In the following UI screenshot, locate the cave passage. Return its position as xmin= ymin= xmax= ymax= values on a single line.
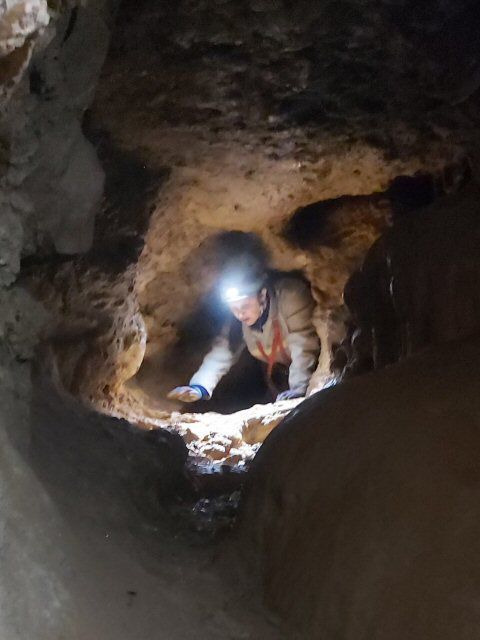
xmin=33 ymin=162 xmax=474 ymax=476
xmin=3 ymin=1 xmax=480 ymax=639
xmin=114 ymin=228 xmax=317 ymax=473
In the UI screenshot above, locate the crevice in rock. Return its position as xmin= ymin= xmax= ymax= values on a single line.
xmin=61 ymin=7 xmax=78 ymax=45
xmin=283 ymin=192 xmax=390 ymax=251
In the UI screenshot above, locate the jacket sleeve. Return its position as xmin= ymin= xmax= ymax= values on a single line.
xmin=189 ymin=325 xmax=243 ymax=398
xmin=280 ymin=279 xmax=320 ymax=393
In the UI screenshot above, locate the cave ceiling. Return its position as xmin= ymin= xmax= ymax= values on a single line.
xmin=92 ymin=0 xmax=480 ymax=162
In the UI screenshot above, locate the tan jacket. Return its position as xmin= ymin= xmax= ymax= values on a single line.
xmin=190 ymin=275 xmax=320 ymax=397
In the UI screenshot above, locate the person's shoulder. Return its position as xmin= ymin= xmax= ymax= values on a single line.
xmin=271 ymin=273 xmax=312 ymax=308
xmin=271 ymin=272 xmax=309 ymax=293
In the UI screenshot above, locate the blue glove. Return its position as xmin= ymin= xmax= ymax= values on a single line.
xmin=167 ymin=385 xmax=204 ymax=402
xmin=276 ymin=388 xmax=305 ymax=401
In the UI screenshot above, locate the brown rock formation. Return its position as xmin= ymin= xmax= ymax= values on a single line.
xmin=242 ymin=339 xmax=480 ymax=639
xmin=2 ymin=1 xmax=480 ymax=637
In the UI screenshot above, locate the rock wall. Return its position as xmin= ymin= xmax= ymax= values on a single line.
xmin=0 ymin=5 xmax=286 ymax=638
xmin=1 ymin=0 xmax=116 ymax=400
xmin=0 ymin=3 xmax=123 ymax=637
xmin=242 ymin=339 xmax=480 ymax=640
xmin=1 ymin=1 xmax=112 ymax=259
xmin=340 ymin=184 xmax=480 ymax=374
xmin=13 ymin=0 xmax=477 ymax=424
xmin=2 ymin=1 xmax=480 ymax=637
xmin=25 ymin=137 xmax=166 ymax=408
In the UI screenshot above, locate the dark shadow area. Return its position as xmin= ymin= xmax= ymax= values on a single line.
xmin=283 ymin=199 xmax=338 ymax=250
xmin=190 ymin=350 xmax=268 ymax=414
xmin=285 ymin=160 xmax=472 ymax=255
xmin=84 ymin=118 xmax=171 ymax=270
xmin=0 ymin=361 xmax=279 ymax=639
xmin=387 ymin=162 xmax=472 ymax=218
xmin=26 ymin=359 xmax=192 ymax=531
xmin=283 ymin=193 xmax=386 ymax=250
xmin=386 ymin=173 xmax=435 ymax=215
xmin=21 ymin=128 xmax=168 ymax=275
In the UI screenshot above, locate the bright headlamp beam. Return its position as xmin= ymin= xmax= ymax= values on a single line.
xmin=223 ymin=286 xmax=248 ymax=303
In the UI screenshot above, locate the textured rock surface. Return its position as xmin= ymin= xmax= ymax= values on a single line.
xmin=21 ymin=3 xmax=110 ymax=254
xmin=24 ymin=0 xmax=477 ymax=462
xmin=242 ymin=339 xmax=480 ymax=639
xmin=30 ymin=259 xmax=147 ymax=403
xmin=76 ymin=0 xmax=473 ymax=412
xmin=0 ymin=0 xmax=49 ymax=102
xmin=1 ymin=0 xmax=116 ymax=419
xmin=341 ymin=184 xmax=480 ymax=374
xmin=0 ymin=6 xmax=284 ymax=637
xmin=125 ymin=397 xmax=303 ymax=466
xmin=0 ymin=1 xmax=49 ymax=57
xmin=1 ymin=2 xmax=112 ymax=260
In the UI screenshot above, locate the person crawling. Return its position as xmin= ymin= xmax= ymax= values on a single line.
xmin=168 ymin=259 xmax=320 ymax=404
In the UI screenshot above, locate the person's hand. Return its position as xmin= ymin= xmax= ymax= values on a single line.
xmin=276 ymin=388 xmax=305 ymax=401
xmin=167 ymin=386 xmax=203 ymax=402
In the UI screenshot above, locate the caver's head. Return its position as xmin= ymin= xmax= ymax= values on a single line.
xmin=220 ymin=261 xmax=267 ymax=326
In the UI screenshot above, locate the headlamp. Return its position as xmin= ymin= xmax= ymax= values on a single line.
xmin=223 ymin=286 xmax=249 ymax=303
xmin=220 ymin=263 xmax=266 ymax=304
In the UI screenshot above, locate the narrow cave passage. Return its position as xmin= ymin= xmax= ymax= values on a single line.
xmin=123 ymin=229 xmax=314 ymax=472
xmin=3 ymin=1 xmax=480 ymax=639
xmin=31 ymin=158 xmax=474 ymax=500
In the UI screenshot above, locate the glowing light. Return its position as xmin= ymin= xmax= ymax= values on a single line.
xmin=223 ymin=286 xmax=248 ymax=303
xmin=226 ymin=287 xmax=239 ymax=299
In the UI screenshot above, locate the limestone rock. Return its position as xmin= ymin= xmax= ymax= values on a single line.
xmin=0 ymin=1 xmax=49 ymax=58
xmin=118 ymin=398 xmax=303 ymax=466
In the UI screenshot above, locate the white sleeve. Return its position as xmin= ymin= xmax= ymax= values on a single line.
xmin=189 ymin=327 xmax=243 ymax=397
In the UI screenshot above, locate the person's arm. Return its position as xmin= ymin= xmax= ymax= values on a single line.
xmin=280 ymin=279 xmax=320 ymax=397
xmin=188 ymin=329 xmax=241 ymax=398
xmin=169 ymin=323 xmax=244 ymax=403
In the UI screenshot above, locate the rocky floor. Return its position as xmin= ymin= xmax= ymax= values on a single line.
xmin=126 ymin=398 xmax=302 ymax=465
xmin=93 ymin=393 xmax=305 ymax=539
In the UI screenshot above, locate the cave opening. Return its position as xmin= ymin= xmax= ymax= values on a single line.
xmin=122 ymin=228 xmax=317 ymax=471
xmin=136 ymin=229 xmax=272 ymax=414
